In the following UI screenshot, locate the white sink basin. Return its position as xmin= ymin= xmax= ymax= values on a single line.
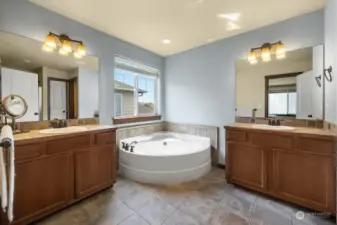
xmin=252 ymin=124 xmax=295 ymax=131
xmin=40 ymin=126 xmax=88 ymax=134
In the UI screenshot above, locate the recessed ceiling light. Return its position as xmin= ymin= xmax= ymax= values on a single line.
xmin=217 ymin=13 xmax=241 ymax=21
xmin=162 ymin=39 xmax=171 ymax=44
xmin=227 ymin=21 xmax=241 ymax=31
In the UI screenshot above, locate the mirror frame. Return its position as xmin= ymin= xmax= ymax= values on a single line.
xmin=2 ymin=94 xmax=28 ymax=118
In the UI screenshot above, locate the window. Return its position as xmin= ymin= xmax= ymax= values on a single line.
xmin=269 ymin=92 xmax=297 ymax=116
xmin=114 ymin=56 xmax=159 ymax=119
xmin=114 ymin=93 xmax=122 ymax=117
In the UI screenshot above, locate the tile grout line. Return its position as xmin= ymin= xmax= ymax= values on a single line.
xmin=116 ymin=201 xmax=139 ymax=225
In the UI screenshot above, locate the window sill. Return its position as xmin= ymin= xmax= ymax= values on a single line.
xmin=113 ymin=115 xmax=162 ymax=125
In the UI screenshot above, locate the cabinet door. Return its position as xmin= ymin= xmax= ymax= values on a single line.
xmin=75 ymin=145 xmax=114 ymax=199
xmin=14 ymin=154 xmax=73 ymax=224
xmin=226 ymin=142 xmax=267 ymax=191
xmin=272 ymin=149 xmax=335 ymax=212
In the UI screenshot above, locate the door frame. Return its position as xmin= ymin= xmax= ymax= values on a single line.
xmin=48 ymin=77 xmax=69 ymax=120
xmin=68 ymin=77 xmax=78 ymax=119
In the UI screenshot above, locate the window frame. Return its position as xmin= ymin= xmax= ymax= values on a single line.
xmin=268 ymin=91 xmax=297 ymax=116
xmin=264 ymin=72 xmax=302 ymax=117
xmin=113 ymin=56 xmax=161 ymax=124
xmin=114 ymin=93 xmax=123 ymax=117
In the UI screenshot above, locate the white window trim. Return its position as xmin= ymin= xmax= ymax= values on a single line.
xmin=114 ymin=56 xmax=160 ymax=119
xmin=114 ymin=93 xmax=123 ymax=117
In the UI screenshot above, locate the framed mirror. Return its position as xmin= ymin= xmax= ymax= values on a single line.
xmin=236 ymin=45 xmax=324 ymax=121
xmin=0 ymin=30 xmax=99 ymax=122
xmin=2 ymin=94 xmax=28 ymax=118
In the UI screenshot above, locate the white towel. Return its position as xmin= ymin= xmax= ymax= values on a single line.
xmin=0 ymin=142 xmax=7 ymax=211
xmin=0 ymin=125 xmax=14 ymax=222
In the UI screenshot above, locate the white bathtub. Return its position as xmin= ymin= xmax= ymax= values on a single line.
xmin=119 ymin=132 xmax=211 ymax=185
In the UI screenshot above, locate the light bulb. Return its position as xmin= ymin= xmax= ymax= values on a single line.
xmin=261 ymin=47 xmax=271 ymax=62
xmin=276 ymin=42 xmax=286 ymax=59
xmin=44 ymin=34 xmax=56 ymax=49
xmin=250 ymin=59 xmax=258 ymax=65
xmin=61 ymin=40 xmax=72 ymax=53
xmin=42 ymin=44 xmax=54 ymax=52
xmin=59 ymin=48 xmax=69 ymax=56
xmin=248 ymin=50 xmax=257 ymax=63
xmin=76 ymin=43 xmax=86 ymax=56
xmin=74 ymin=51 xmax=83 ymax=59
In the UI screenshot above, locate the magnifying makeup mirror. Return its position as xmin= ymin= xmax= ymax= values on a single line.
xmin=2 ymin=94 xmax=28 ymax=118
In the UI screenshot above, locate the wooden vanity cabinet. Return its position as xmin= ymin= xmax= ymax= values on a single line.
xmin=225 ymin=127 xmax=335 ymax=213
xmin=3 ymin=128 xmax=116 ymax=225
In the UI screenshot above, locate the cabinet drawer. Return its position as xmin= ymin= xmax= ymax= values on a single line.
xmin=94 ymin=131 xmax=115 ymax=146
xmin=297 ymin=137 xmax=334 ymax=156
xmin=227 ymin=130 xmax=246 ymax=142
xmin=16 ymin=142 xmax=45 ymax=161
xmin=46 ymin=135 xmax=90 ymax=154
xmin=248 ymin=132 xmax=293 ymax=149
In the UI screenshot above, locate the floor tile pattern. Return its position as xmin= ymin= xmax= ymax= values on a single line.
xmin=36 ymin=168 xmax=335 ymax=225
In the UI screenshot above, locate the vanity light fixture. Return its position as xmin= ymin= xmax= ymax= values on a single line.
xmin=42 ymin=32 xmax=86 ymax=59
xmin=248 ymin=41 xmax=286 ymax=64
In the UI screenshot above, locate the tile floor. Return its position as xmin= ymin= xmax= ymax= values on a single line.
xmin=36 ymin=168 xmax=335 ymax=225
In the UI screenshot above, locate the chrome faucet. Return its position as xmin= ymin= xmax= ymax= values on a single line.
xmin=49 ymin=119 xmax=68 ymax=128
xmin=121 ymin=141 xmax=137 ymax=152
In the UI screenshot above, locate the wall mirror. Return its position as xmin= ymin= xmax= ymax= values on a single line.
xmin=236 ymin=45 xmax=324 ymax=120
xmin=0 ymin=30 xmax=99 ymax=122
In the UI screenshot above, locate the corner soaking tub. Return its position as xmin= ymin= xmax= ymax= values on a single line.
xmin=119 ymin=132 xmax=211 ymax=185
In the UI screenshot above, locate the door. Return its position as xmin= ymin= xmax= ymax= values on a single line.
xmin=74 ymin=145 xmax=114 ymax=199
xmin=13 ymin=153 xmax=73 ymax=224
xmin=271 ymin=149 xmax=334 ymax=212
xmin=296 ymin=71 xmax=313 ymax=119
xmin=312 ymin=45 xmax=324 ymax=119
xmin=226 ymin=142 xmax=267 ymax=191
xmin=1 ymin=67 xmax=39 ymax=122
xmin=49 ymin=80 xmax=67 ymax=120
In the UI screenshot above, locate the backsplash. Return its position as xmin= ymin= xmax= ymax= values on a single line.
xmin=236 ymin=117 xmax=324 ymax=128
xmin=323 ymin=121 xmax=337 ymax=135
xmin=16 ymin=118 xmax=99 ymax=131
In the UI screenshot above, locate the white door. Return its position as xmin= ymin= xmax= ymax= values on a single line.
xmin=50 ymin=80 xmax=67 ymax=120
xmin=296 ymin=71 xmax=313 ymax=119
xmin=1 ymin=67 xmax=39 ymax=122
xmin=312 ymin=45 xmax=324 ymax=119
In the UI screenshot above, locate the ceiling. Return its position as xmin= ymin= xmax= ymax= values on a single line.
xmin=0 ymin=31 xmax=99 ymax=72
xmin=29 ymin=0 xmax=324 ymax=56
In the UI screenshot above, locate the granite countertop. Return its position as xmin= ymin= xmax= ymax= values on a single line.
xmin=14 ymin=125 xmax=117 ymax=142
xmin=225 ymin=123 xmax=336 ymax=138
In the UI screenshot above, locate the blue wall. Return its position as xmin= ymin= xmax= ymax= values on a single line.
xmin=0 ymin=0 xmax=165 ymax=124
xmin=164 ymin=10 xmax=324 ymax=164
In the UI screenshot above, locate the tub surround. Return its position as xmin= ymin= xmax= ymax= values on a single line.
xmin=119 ymin=132 xmax=211 ymax=184
xmin=1 ymin=126 xmax=116 ymax=225
xmin=116 ymin=122 xmax=219 ymax=166
xmin=224 ymin=123 xmax=335 ymax=213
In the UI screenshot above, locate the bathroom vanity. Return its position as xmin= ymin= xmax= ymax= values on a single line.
xmin=1 ymin=125 xmax=116 ymax=225
xmin=225 ymin=123 xmax=335 ymax=214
